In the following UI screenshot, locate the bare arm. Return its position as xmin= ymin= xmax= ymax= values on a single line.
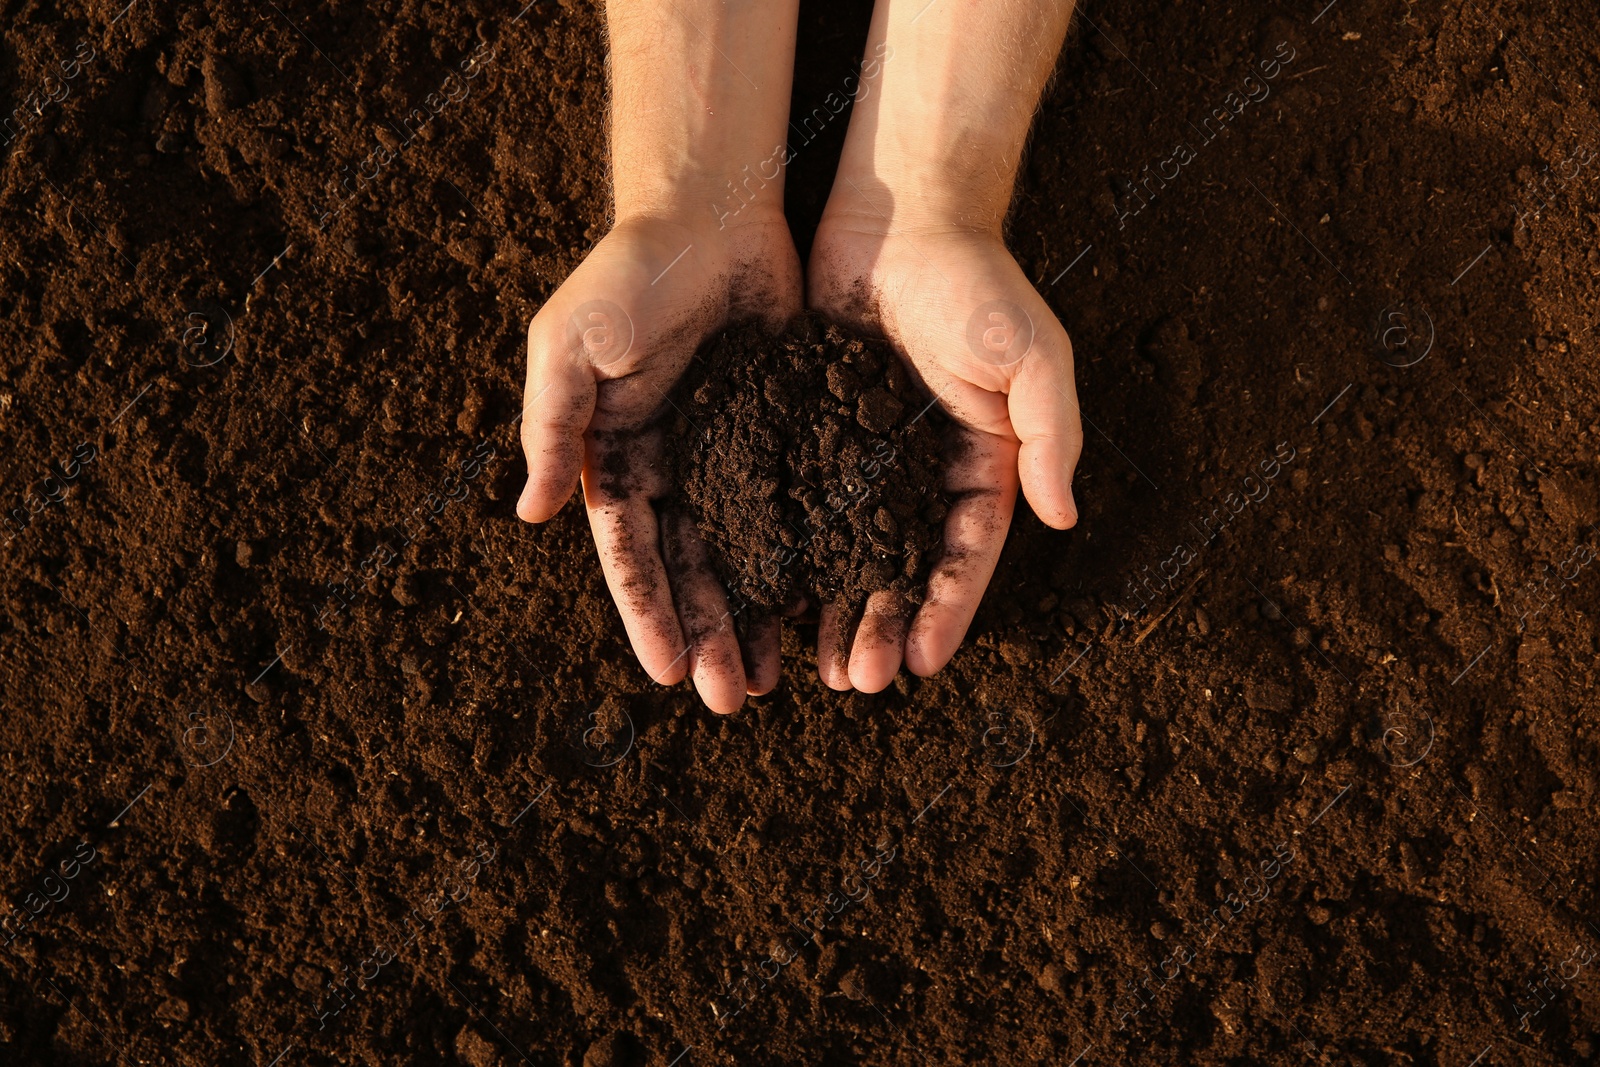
xmin=606 ymin=0 xmax=801 ymax=224
xmin=827 ymin=0 xmax=1076 ymax=236
xmin=808 ymin=0 xmax=1082 ymax=691
xmin=518 ymin=0 xmax=803 ymax=713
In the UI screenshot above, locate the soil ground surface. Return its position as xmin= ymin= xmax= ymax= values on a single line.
xmin=2 ymin=1 xmax=1598 ymax=1065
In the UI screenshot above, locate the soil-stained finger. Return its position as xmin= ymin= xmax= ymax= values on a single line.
xmin=661 ymin=510 xmax=749 ymax=713
xmin=740 ymin=612 xmax=782 ymax=696
xmin=816 ymin=602 xmax=854 ymax=691
xmin=848 ymin=589 xmax=907 ymax=692
xmin=519 ymin=317 xmax=597 ymax=522
xmin=906 ymin=430 xmax=1018 ymax=676
xmin=581 ymin=455 xmax=688 ymax=686
xmin=1008 ymin=326 xmax=1083 ymax=529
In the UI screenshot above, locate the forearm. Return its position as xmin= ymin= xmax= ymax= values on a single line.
xmin=830 ymin=0 xmax=1075 ymax=234
xmin=607 ymin=0 xmax=800 ymax=224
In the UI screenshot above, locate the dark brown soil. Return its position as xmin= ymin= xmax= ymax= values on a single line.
xmin=666 ymin=313 xmax=945 ymax=617
xmin=2 ymin=1 xmax=1599 ymax=1066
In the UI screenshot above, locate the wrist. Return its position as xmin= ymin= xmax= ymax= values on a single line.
xmin=612 ymin=197 xmax=789 ymax=242
xmin=820 ymin=0 xmax=1072 ymax=238
xmin=823 ymin=153 xmax=1014 ymax=239
xmin=615 ymin=151 xmax=792 ymax=239
xmin=607 ymin=202 xmax=793 ymax=280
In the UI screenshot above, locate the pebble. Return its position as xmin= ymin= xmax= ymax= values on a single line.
xmin=202 ymin=54 xmax=250 ymax=114
xmin=855 ymin=387 xmax=903 ymax=433
xmin=837 ymin=968 xmax=868 ymax=1001
xmin=999 ymin=633 xmax=1038 ymax=665
xmin=454 ymin=1026 xmax=498 ymax=1067
xmin=454 ymin=393 xmax=484 ymax=436
xmin=582 ymin=1034 xmax=626 ymax=1067
xmin=392 ymin=574 xmax=421 ymax=607
xmin=825 ymin=362 xmax=861 ymax=401
xmin=155 ymin=996 xmax=190 ymax=1023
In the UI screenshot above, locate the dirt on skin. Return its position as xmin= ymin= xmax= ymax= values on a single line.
xmin=665 ymin=313 xmax=945 ymax=618
xmin=1 ymin=0 xmax=1599 ymax=1066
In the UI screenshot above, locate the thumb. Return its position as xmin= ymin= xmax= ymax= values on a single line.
xmin=1007 ymin=326 xmax=1083 ymax=529
xmin=517 ymin=311 xmax=600 ymax=523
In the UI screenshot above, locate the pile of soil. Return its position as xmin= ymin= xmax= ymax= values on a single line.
xmin=666 ymin=314 xmax=945 ymax=616
xmin=1 ymin=0 xmax=1597 ymax=1065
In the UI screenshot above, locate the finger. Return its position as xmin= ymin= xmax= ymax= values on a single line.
xmin=519 ymin=316 xmax=596 ymax=523
xmin=906 ymin=431 xmax=1019 ymax=676
xmin=581 ymin=452 xmax=689 ymax=687
xmin=661 ymin=511 xmax=749 ymax=713
xmin=1009 ymin=325 xmax=1082 ymax=529
xmin=741 ymin=612 xmax=782 ymax=697
xmin=816 ymin=602 xmax=853 ymax=691
xmin=848 ymin=589 xmax=907 ymax=693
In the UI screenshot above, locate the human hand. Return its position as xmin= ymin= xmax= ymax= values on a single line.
xmin=806 ymin=216 xmax=1083 ymax=692
xmin=517 ymin=212 xmax=802 ymax=712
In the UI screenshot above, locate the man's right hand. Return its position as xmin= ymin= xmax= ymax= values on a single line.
xmin=517 ymin=211 xmax=802 ymax=712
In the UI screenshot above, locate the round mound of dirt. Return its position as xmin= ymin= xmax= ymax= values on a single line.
xmin=665 ymin=313 xmax=946 ymax=616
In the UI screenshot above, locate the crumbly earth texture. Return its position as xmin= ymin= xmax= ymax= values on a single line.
xmin=1 ymin=1 xmax=1598 ymax=1066
xmin=666 ymin=314 xmax=945 ymax=617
